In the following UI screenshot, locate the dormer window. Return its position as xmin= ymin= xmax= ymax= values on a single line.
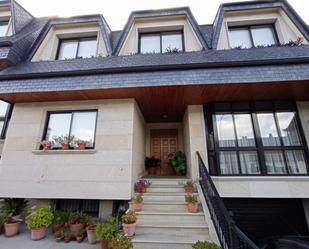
xmin=56 ymin=37 xmax=97 ymax=60
xmin=0 ymin=20 xmax=8 ymax=37
xmin=139 ymin=31 xmax=184 ymax=54
xmin=228 ymin=24 xmax=277 ymax=48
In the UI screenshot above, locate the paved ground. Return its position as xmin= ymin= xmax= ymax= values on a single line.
xmin=0 ymin=225 xmax=97 ymax=249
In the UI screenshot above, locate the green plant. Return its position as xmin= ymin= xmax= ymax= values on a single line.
xmin=145 ymin=156 xmax=160 ymax=169
xmin=185 ymin=180 xmax=194 ymax=187
xmin=109 ymin=235 xmax=133 ymax=249
xmin=54 ymin=228 xmax=64 ymax=238
xmin=68 ymin=211 xmax=87 ymax=224
xmin=74 ymin=139 xmax=89 ymax=145
xmin=26 ymin=205 xmax=54 ymax=229
xmin=52 ymin=210 xmax=69 ymax=225
xmin=2 ymin=198 xmax=28 ymax=216
xmin=121 ymin=211 xmax=137 ymax=224
xmin=168 ymin=151 xmax=187 ymax=174
xmin=53 ymin=135 xmax=75 ymax=145
xmin=133 ymin=194 xmax=143 ymax=204
xmin=76 ymin=228 xmax=85 ymax=237
xmin=192 ymin=241 xmax=221 ymax=249
xmin=95 ymin=222 xmax=117 ymax=241
xmin=185 ymin=195 xmax=198 ymax=205
xmin=0 ymin=207 xmax=9 ymax=224
xmin=106 ymin=215 xmax=122 ymax=234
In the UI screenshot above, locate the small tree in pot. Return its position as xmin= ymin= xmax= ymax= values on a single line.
xmin=26 ymin=205 xmax=54 ymax=241
xmin=2 ymin=198 xmax=28 ymax=220
xmin=145 ymin=156 xmax=160 ymax=175
xmin=185 ymin=195 xmax=199 ymax=213
xmin=168 ymin=151 xmax=187 ymax=175
xmin=110 ymin=235 xmax=133 ymax=249
xmin=95 ymin=222 xmax=117 ymax=249
xmin=86 ymin=219 xmax=97 ymax=244
xmin=121 ymin=211 xmax=137 ymax=237
xmin=68 ymin=211 xmax=87 ymax=237
xmin=132 ymin=194 xmax=143 ymax=212
xmin=52 ymin=210 xmax=68 ymax=233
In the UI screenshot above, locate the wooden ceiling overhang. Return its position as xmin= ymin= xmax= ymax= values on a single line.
xmin=1 ymin=80 xmax=309 ymax=122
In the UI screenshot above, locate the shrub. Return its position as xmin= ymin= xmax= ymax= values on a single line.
xmin=185 ymin=195 xmax=198 ymax=205
xmin=2 ymin=198 xmax=28 ymax=216
xmin=133 ymin=194 xmax=143 ymax=204
xmin=110 ymin=235 xmax=133 ymax=249
xmin=192 ymin=241 xmax=221 ymax=249
xmin=168 ymin=151 xmax=187 ymax=174
xmin=68 ymin=211 xmax=87 ymax=224
xmin=26 ymin=206 xmax=54 ymax=229
xmin=121 ymin=211 xmax=137 ymax=224
xmin=76 ymin=228 xmax=85 ymax=237
xmin=95 ymin=222 xmax=117 ymax=240
xmin=52 ymin=210 xmax=69 ymax=225
xmin=54 ymin=228 xmax=64 ymax=238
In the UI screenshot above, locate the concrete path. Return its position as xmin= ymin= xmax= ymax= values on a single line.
xmin=0 ymin=225 xmax=97 ymax=249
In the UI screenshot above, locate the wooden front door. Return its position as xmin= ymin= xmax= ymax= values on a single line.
xmin=150 ymin=129 xmax=178 ymax=176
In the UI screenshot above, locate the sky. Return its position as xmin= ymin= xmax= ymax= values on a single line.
xmin=16 ymin=0 xmax=309 ymax=31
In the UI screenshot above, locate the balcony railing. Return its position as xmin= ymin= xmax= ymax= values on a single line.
xmin=197 ymin=152 xmax=260 ymax=249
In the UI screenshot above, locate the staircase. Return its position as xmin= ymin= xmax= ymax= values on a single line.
xmin=131 ymin=178 xmax=211 ymax=249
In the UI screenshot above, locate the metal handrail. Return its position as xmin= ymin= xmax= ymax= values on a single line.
xmin=197 ymin=151 xmax=260 ymax=249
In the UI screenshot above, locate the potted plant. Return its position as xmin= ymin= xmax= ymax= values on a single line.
xmin=135 ymin=179 xmax=151 ymax=194
xmin=26 ymin=205 xmax=54 ymax=241
xmin=95 ymin=222 xmax=117 ymax=249
xmin=145 ymin=156 xmax=160 ymax=175
xmin=121 ymin=211 xmax=137 ymax=237
xmin=53 ymin=135 xmax=74 ymax=150
xmin=68 ymin=211 xmax=87 ymax=237
xmin=185 ymin=195 xmax=199 ymax=213
xmin=192 ymin=241 xmax=221 ymax=249
xmin=86 ymin=219 xmax=97 ymax=244
xmin=0 ymin=207 xmax=7 ymax=234
xmin=39 ymin=140 xmax=54 ymax=150
xmin=168 ymin=151 xmax=187 ymax=175
xmin=2 ymin=198 xmax=28 ymax=220
xmin=52 ymin=210 xmax=68 ymax=233
xmin=3 ymin=216 xmax=22 ymax=237
xmin=76 ymin=228 xmax=85 ymax=243
xmin=110 ymin=235 xmax=133 ymax=249
xmin=132 ymin=194 xmax=143 ymax=212
xmin=74 ymin=139 xmax=89 ymax=150
xmin=54 ymin=228 xmax=64 ymax=242
xmin=184 ymin=180 xmax=195 ymax=193
xmin=64 ymin=229 xmax=72 ymax=243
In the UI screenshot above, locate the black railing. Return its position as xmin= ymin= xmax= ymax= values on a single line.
xmin=197 ymin=152 xmax=260 ymax=249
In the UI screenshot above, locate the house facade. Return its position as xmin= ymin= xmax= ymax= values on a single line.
xmin=0 ymin=0 xmax=309 ymax=247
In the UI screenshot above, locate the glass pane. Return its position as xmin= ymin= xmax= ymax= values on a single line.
xmin=46 ymin=113 xmax=72 ymax=147
xmin=219 ymin=151 xmax=239 ymax=174
xmin=276 ymin=112 xmax=301 ymax=146
xmin=228 ymin=28 xmax=252 ymax=48
xmin=264 ymin=151 xmax=287 ymax=174
xmin=140 ymin=34 xmax=160 ymax=53
xmin=251 ymin=26 xmax=276 ymax=47
xmin=239 ymin=151 xmax=260 ymax=174
xmin=0 ymin=121 xmax=4 ymax=135
xmin=58 ymin=40 xmax=78 ymax=60
xmin=0 ymin=101 xmax=8 ymax=117
xmin=77 ymin=39 xmax=97 ymax=58
xmin=162 ymin=33 xmax=183 ymax=53
xmin=234 ymin=114 xmax=256 ymax=147
xmin=257 ymin=113 xmax=281 ymax=146
xmin=285 ymin=150 xmax=307 ymax=174
xmin=0 ymin=23 xmax=8 ymax=37
xmin=215 ymin=114 xmax=236 ymax=147
xmin=71 ymin=112 xmax=97 ymax=147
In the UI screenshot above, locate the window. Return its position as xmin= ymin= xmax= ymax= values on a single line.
xmin=205 ymin=102 xmax=309 ymax=176
xmin=57 ymin=37 xmax=97 ymax=60
xmin=139 ymin=31 xmax=184 ymax=54
xmin=44 ymin=110 xmax=97 ymax=149
xmin=228 ymin=25 xmax=277 ymax=48
xmin=0 ymin=21 xmax=8 ymax=37
xmin=0 ymin=101 xmax=10 ymax=139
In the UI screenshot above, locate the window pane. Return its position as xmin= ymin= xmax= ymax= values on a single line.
xmin=257 ymin=113 xmax=281 ymax=146
xmin=228 ymin=28 xmax=252 ymax=48
xmin=251 ymin=26 xmax=276 ymax=47
xmin=215 ymin=114 xmax=236 ymax=147
xmin=58 ymin=40 xmax=78 ymax=60
xmin=219 ymin=151 xmax=239 ymax=174
xmin=264 ymin=151 xmax=287 ymax=174
xmin=0 ymin=120 xmax=4 ymax=135
xmin=0 ymin=23 xmax=8 ymax=37
xmin=140 ymin=34 xmax=160 ymax=53
xmin=46 ymin=113 xmax=72 ymax=146
xmin=239 ymin=151 xmax=260 ymax=174
xmin=234 ymin=114 xmax=256 ymax=147
xmin=162 ymin=33 xmax=183 ymax=53
xmin=285 ymin=150 xmax=307 ymax=174
xmin=77 ymin=39 xmax=97 ymax=58
xmin=71 ymin=112 xmax=96 ymax=147
xmin=0 ymin=101 xmax=8 ymax=117
xmin=276 ymin=112 xmax=301 ymax=146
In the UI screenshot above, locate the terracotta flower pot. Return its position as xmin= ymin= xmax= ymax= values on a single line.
xmin=78 ymin=143 xmax=86 ymax=150
xmin=77 ymin=236 xmax=84 ymax=243
xmin=52 ymin=224 xmax=62 ymax=233
xmin=4 ymin=222 xmax=21 ymax=237
xmin=188 ymin=203 xmax=199 ymax=213
xmin=70 ymin=223 xmax=84 ymax=237
xmin=61 ymin=144 xmax=69 ymax=150
xmin=43 ymin=144 xmax=52 ymax=150
xmin=122 ymin=223 xmax=136 ymax=237
xmin=148 ymin=167 xmax=157 ymax=175
xmin=86 ymin=228 xmax=96 ymax=244
xmin=185 ymin=186 xmax=194 ymax=193
xmin=31 ymin=227 xmax=48 ymax=241
xmin=133 ymin=202 xmax=143 ymax=212
xmin=101 ymin=239 xmax=110 ymax=249
xmin=64 ymin=236 xmax=71 ymax=243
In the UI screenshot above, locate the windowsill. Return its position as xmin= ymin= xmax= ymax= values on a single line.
xmin=32 ymin=149 xmax=96 ymax=155
xmin=211 ymin=175 xmax=309 ymax=181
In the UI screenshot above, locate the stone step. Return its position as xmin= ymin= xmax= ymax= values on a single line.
xmin=147 ymin=187 xmax=185 ymax=193
xmin=142 ymin=201 xmax=188 ymax=212
xmin=141 ymin=193 xmax=188 ymax=202
xmin=143 ymin=178 xmax=188 ymax=186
